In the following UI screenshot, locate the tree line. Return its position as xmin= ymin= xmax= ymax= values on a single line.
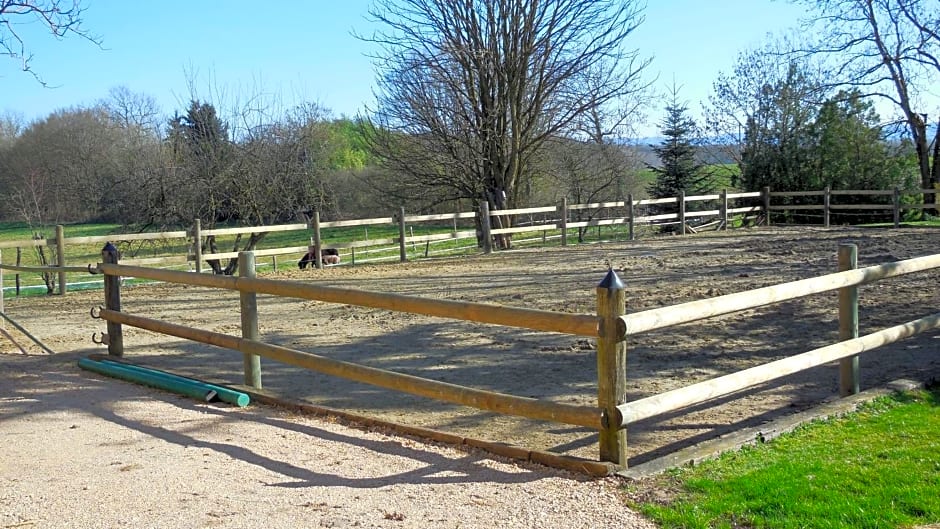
xmin=2 ymin=0 xmax=939 ymax=256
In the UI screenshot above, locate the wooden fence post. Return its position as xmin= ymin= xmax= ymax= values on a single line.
xmin=762 ymin=186 xmax=772 ymax=226
xmin=720 ymin=189 xmax=728 ymax=230
xmin=838 ymin=243 xmax=860 ymax=396
xmin=15 ymin=247 xmax=21 ymax=296
xmin=55 ymin=224 xmax=66 ymax=295
xmin=0 ymin=249 xmax=4 ymax=326
xmin=823 ymin=186 xmax=831 ymax=228
xmin=312 ymin=209 xmax=323 ymax=270
xmin=893 ymin=187 xmax=901 ymax=228
xmin=627 ymin=193 xmax=635 ymax=241
xmin=102 ymin=242 xmax=124 ymax=357
xmin=596 ymin=268 xmax=627 ymax=466
xmin=678 ymin=190 xmax=686 ymax=235
xmin=398 ymin=206 xmax=408 ymax=262
xmin=239 ymin=251 xmax=262 ymax=389
xmin=193 ymin=219 xmax=202 ymax=274
xmin=480 ymin=201 xmax=493 ymax=254
xmin=559 ymin=197 xmax=568 ymax=247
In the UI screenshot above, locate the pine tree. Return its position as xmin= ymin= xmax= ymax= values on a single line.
xmin=648 ymin=91 xmax=709 ymax=199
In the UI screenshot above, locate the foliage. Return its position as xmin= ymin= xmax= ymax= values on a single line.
xmin=709 ymin=45 xmax=917 ymax=202
xmin=648 ymin=89 xmax=711 ymax=199
xmin=636 ymin=387 xmax=940 ymax=529
xmin=793 ymin=0 xmax=940 ymax=191
xmin=737 ymin=61 xmax=820 ymax=192
xmin=807 ymin=90 xmax=917 ymax=192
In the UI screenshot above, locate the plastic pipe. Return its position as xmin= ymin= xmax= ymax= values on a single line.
xmin=78 ymin=358 xmax=217 ymax=402
xmin=97 ymin=358 xmax=250 ymax=407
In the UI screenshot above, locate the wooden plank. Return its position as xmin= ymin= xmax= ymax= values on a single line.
xmin=61 ymin=231 xmax=189 ymax=244
xmin=320 ymin=217 xmax=395 ymax=228
xmin=0 ymin=264 xmax=90 ymax=273
xmin=121 ymin=255 xmax=190 ymax=266
xmin=200 ymin=223 xmax=307 ymax=237
xmin=631 ymin=213 xmax=679 ymax=223
xmin=491 ymin=224 xmax=559 ymax=235
xmin=97 ymin=308 xmax=606 ymax=429
xmin=727 ymin=206 xmax=760 ymax=214
xmin=403 ymin=211 xmax=478 ymax=222
xmin=489 ymin=206 xmax=558 ymax=216
xmin=98 ymin=263 xmax=602 ymax=336
xmin=330 ymin=238 xmax=398 ymax=250
xmin=199 ymin=245 xmax=312 ymax=261
xmin=830 ymin=189 xmax=893 ymax=196
xmin=568 ymin=200 xmax=627 ymax=210
xmin=684 ymin=194 xmax=721 ymax=201
xmin=620 ymin=252 xmax=940 ymax=335
xmin=685 ymin=209 xmax=720 ymax=219
xmin=635 ymin=197 xmax=677 ymax=206
xmin=768 ymin=205 xmax=821 ymax=211
xmin=406 ymin=231 xmax=477 ymax=243
xmin=828 ymin=204 xmax=893 ymax=210
xmin=616 ymin=311 xmax=940 ymax=426
xmin=726 ymin=192 xmax=762 ymax=199
xmin=771 ymin=191 xmax=826 ymax=197
xmin=0 ymin=239 xmax=48 ymax=249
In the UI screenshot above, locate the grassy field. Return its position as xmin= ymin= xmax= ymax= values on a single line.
xmin=0 ymin=219 xmax=496 ymax=297
xmin=632 ymin=386 xmax=940 ymax=529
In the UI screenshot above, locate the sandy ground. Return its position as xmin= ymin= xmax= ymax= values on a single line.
xmin=2 ymin=225 xmax=940 ymax=527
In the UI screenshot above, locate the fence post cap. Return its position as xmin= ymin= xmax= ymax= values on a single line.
xmin=598 ymin=267 xmax=624 ymax=290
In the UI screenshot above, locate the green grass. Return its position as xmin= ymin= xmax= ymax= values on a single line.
xmin=0 ymin=220 xmax=484 ymax=297
xmin=633 ymin=387 xmax=940 ymax=529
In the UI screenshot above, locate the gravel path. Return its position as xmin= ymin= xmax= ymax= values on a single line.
xmin=0 ymin=353 xmax=655 ymax=529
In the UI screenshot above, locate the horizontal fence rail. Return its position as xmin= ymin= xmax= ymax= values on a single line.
xmin=96 ymin=263 xmax=601 ymax=337
xmin=96 ymin=308 xmax=606 ymax=430
xmin=620 ymin=253 xmax=940 ymax=336
xmin=616 ymin=311 xmax=940 ymax=427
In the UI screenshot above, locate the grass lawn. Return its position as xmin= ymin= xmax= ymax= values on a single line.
xmin=0 ymin=220 xmax=487 ymax=297
xmin=631 ymin=386 xmax=940 ymax=529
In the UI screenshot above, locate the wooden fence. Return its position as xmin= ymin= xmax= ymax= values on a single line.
xmin=89 ymin=245 xmax=617 ymax=475
xmin=2 ymin=190 xmax=765 ymax=296
xmin=4 ymin=185 xmax=937 ymax=297
xmin=765 ymin=186 xmax=938 ymax=227
xmin=76 ymin=238 xmax=940 ymax=474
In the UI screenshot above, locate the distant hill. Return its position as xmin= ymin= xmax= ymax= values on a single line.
xmin=627 ymin=141 xmax=738 ymax=168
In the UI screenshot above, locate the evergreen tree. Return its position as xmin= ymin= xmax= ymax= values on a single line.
xmin=648 ymin=91 xmax=709 ymax=199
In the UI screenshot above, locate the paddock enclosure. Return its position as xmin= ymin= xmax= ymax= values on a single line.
xmin=3 ymin=226 xmax=940 ymax=471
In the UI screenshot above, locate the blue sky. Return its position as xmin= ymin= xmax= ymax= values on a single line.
xmin=1 ymin=0 xmax=805 ymax=136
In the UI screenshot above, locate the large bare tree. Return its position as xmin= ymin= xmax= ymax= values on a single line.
xmin=794 ymin=0 xmax=940 ymax=193
xmin=0 ymin=0 xmax=99 ymax=84
xmin=362 ymin=0 xmax=649 ymax=248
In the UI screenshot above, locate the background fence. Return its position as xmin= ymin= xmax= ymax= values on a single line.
xmin=7 ymin=185 xmax=936 ymax=297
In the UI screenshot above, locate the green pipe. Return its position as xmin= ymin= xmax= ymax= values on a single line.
xmin=78 ymin=358 xmax=217 ymax=403
xmin=97 ymin=358 xmax=250 ymax=407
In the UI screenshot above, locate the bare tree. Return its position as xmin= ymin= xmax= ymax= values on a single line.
xmin=362 ymin=0 xmax=650 ymax=248
xmin=0 ymin=0 xmax=100 ymax=84
xmin=794 ymin=0 xmax=940 ymax=193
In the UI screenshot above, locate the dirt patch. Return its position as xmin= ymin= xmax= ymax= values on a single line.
xmin=3 ymin=226 xmax=940 ymax=468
